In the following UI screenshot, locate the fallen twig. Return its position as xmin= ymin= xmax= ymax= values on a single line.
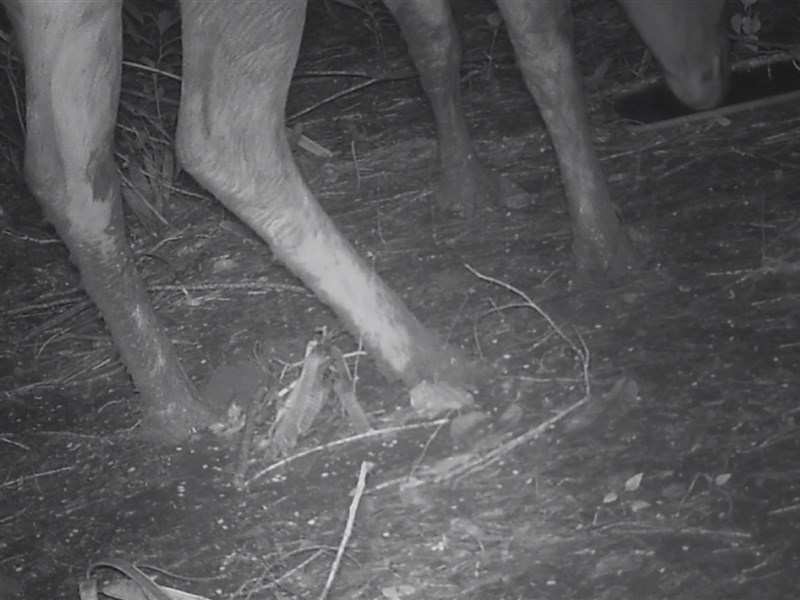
xmin=249 ymin=420 xmax=448 ymax=484
xmin=0 ymin=466 xmax=74 ymax=489
xmin=465 ymin=263 xmax=590 ymax=396
xmin=319 ymin=461 xmax=374 ymax=600
xmin=371 ymin=394 xmax=591 ymax=491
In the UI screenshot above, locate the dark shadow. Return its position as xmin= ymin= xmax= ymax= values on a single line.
xmin=615 ymin=59 xmax=800 ymax=124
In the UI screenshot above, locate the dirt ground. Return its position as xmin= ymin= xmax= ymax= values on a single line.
xmin=1 ymin=0 xmax=799 ymax=598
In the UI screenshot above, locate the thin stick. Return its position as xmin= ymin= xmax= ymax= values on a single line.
xmin=350 ymin=139 xmax=361 ymax=191
xmin=628 ymin=88 xmax=800 ymax=134
xmin=233 ymin=384 xmax=277 ymax=490
xmin=319 ymin=461 xmax=374 ymax=600
xmin=464 ymin=264 xmax=586 ymax=365
xmin=372 ymin=394 xmax=591 ymax=491
xmin=249 ymin=420 xmax=447 ymax=483
xmin=7 ymin=281 xmax=310 ymax=318
xmin=410 ymin=417 xmax=450 ymax=476
xmin=0 ymin=466 xmax=73 ymax=489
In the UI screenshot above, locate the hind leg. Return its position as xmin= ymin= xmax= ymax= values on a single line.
xmin=383 ymin=0 xmax=531 ymax=214
xmin=7 ymin=0 xmax=208 ymax=438
xmin=496 ymin=0 xmax=640 ymax=277
xmin=176 ymin=0 xmax=468 ymax=390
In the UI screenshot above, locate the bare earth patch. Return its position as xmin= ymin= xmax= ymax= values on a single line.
xmin=1 ymin=1 xmax=799 ymax=598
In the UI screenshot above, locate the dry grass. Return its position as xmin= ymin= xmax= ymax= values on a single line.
xmin=1 ymin=1 xmax=799 ymax=598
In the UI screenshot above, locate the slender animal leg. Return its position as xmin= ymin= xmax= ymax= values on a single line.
xmin=495 ymin=0 xmax=640 ymax=277
xmin=383 ymin=0 xmax=531 ymax=214
xmin=6 ymin=0 xmax=209 ymax=438
xmin=176 ymin=0 xmax=468 ymax=390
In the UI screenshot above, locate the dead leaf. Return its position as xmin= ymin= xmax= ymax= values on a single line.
xmin=624 ymin=472 xmax=644 ymax=492
xmin=267 ymin=341 xmax=330 ymax=456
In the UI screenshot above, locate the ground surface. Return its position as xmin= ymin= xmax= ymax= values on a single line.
xmin=1 ymin=0 xmax=799 ymax=598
